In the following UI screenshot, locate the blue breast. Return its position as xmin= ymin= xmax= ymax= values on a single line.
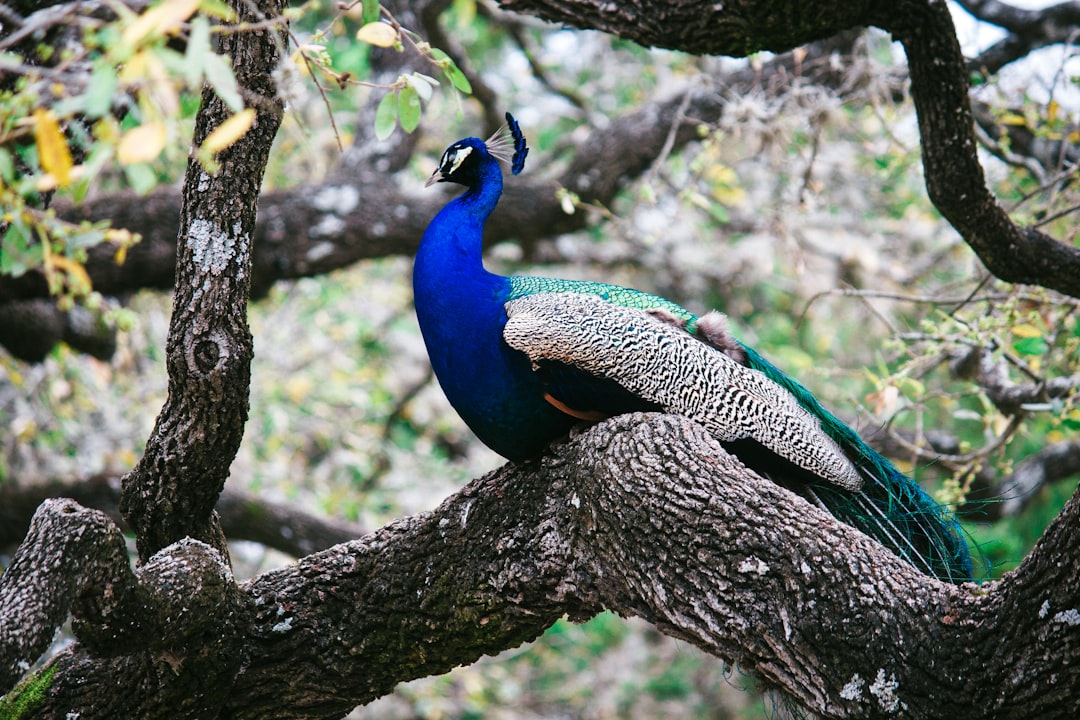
xmin=413 ymin=164 xmax=573 ymax=461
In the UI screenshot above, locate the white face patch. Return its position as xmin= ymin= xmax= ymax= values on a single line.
xmin=443 ymin=144 xmax=473 ymax=175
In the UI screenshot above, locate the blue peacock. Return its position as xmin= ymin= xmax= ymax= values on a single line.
xmin=414 ymin=113 xmax=973 ymax=583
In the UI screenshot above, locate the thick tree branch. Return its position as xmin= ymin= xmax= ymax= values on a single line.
xmin=876 ymin=1 xmax=1080 ymax=297
xmin=0 ymin=499 xmax=137 ymax=691
xmin=9 ymin=415 xmax=1078 ymax=718
xmin=1 ymin=527 xmax=248 ymax=718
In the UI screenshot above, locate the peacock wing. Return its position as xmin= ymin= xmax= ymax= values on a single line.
xmin=503 ymin=292 xmax=864 ymax=493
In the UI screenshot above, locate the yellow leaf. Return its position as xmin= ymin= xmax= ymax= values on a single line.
xmin=117 ymin=122 xmax=167 ymax=164
xmin=356 ymin=22 xmax=398 ymax=48
xmin=123 ymin=0 xmax=201 ymax=46
xmin=999 ymin=112 xmax=1027 ymax=127
xmin=119 ymin=49 xmax=148 ymax=83
xmin=1048 ymin=99 xmax=1059 ymax=124
xmin=201 ymin=108 xmax=255 ymax=155
xmin=1011 ymin=322 xmax=1042 ymax=339
xmin=49 ymin=255 xmax=93 ymax=295
xmin=33 ymin=109 xmax=73 ymax=186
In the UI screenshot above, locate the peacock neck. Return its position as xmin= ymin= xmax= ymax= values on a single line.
xmin=415 ymin=160 xmax=506 ymax=294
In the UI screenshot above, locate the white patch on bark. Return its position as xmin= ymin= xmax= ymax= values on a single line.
xmin=312 ymin=214 xmax=346 ymax=237
xmin=1039 ymin=599 xmax=1051 ymax=618
xmin=840 ymin=673 xmax=864 ymax=700
xmin=311 ymin=184 xmax=360 ymax=214
xmin=306 ymin=241 xmax=335 ymax=262
xmin=738 ymin=556 xmax=769 ymax=575
xmin=1052 ymin=608 xmax=1080 ymax=626
xmin=271 ymin=604 xmax=293 ymax=633
xmin=188 ymin=217 xmax=247 ymax=276
xmin=869 ymin=668 xmax=904 ymax=713
xmin=779 ymin=606 xmax=792 ymax=640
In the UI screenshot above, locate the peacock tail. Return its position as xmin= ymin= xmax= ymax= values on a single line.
xmin=415 ymin=112 xmax=974 ymax=583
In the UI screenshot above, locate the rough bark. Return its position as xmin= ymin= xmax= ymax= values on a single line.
xmin=116 ymin=0 xmax=287 ymax=562
xmin=3 ymin=2 xmax=1080 ymax=718
xmin=3 ymin=415 xmax=1078 ymax=719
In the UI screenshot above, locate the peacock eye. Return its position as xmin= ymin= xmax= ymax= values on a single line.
xmin=443 ymin=149 xmax=456 ymax=166
xmin=444 ymin=145 xmax=472 ymax=175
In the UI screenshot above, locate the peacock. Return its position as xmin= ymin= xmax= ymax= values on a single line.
xmin=414 ymin=113 xmax=973 ymax=583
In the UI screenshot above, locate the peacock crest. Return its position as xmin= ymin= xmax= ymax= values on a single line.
xmin=484 ymin=112 xmax=529 ymax=175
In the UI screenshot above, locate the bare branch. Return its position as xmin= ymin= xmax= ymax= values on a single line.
xmin=958 ymin=0 xmax=1080 ymax=76
xmin=950 ymin=345 xmax=1080 ymax=416
xmin=0 ymin=475 xmax=367 ymax=558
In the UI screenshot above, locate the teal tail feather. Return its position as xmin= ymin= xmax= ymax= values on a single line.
xmin=738 ymin=343 xmax=974 ymax=583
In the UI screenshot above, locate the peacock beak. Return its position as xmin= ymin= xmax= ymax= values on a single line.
xmin=424 ymin=171 xmax=443 ymax=188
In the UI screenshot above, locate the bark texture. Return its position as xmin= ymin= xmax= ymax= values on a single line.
xmin=116 ymin=0 xmax=287 ymax=562
xmin=3 ymin=415 xmax=1079 ymax=719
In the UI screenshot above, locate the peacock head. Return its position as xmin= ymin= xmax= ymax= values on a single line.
xmin=425 ymin=112 xmax=529 ymax=188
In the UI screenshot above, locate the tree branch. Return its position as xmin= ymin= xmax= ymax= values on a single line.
xmin=5 ymin=0 xmax=1079 ymax=365
xmin=498 ymin=0 xmax=1080 ymax=297
xmin=958 ymin=0 xmax=1080 ymax=76
xmin=0 ymin=499 xmax=136 ymax=691
xmin=117 ymin=0 xmax=287 ymax=561
xmin=0 ymin=32 xmax=855 ymax=320
xmin=9 ymin=415 xmax=1078 ymax=718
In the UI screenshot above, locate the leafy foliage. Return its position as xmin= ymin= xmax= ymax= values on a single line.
xmin=0 ymin=0 xmax=471 ymax=307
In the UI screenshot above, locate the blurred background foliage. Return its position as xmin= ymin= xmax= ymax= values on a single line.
xmin=2 ymin=0 xmax=1079 ymax=717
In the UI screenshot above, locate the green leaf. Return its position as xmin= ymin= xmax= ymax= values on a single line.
xmin=373 ymin=91 xmax=397 ymax=140
xmin=0 ymin=148 xmax=14 ymax=184
xmin=1063 ymin=412 xmax=1080 ymax=431
xmin=0 ymin=219 xmax=39 ymax=277
xmin=443 ymin=60 xmax=472 ymax=94
xmin=1013 ymin=336 xmax=1050 ymax=356
xmin=198 ymin=0 xmax=237 ymax=21
xmin=185 ymin=15 xmax=211 ymax=87
xmin=123 ymin=162 xmax=159 ymax=195
xmin=85 ymin=60 xmax=119 ymax=118
xmin=204 ymin=52 xmax=243 ymax=112
xmin=398 ymin=84 xmax=420 ymax=133
xmin=361 ymin=0 xmax=380 ymax=24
